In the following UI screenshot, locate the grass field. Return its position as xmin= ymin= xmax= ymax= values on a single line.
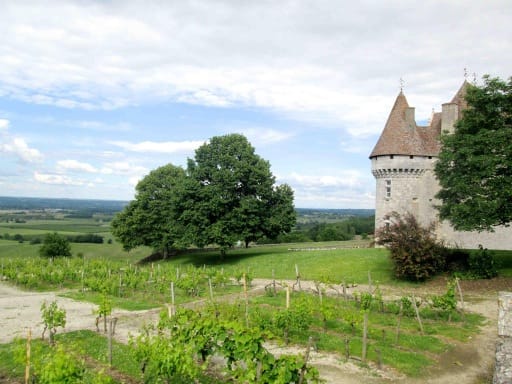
xmin=0 ymin=215 xmax=510 ymax=383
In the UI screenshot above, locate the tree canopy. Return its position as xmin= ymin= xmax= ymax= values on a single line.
xmin=111 ymin=164 xmax=188 ymax=256
xmin=435 ymin=75 xmax=512 ymax=231
xmin=111 ymin=134 xmax=296 ymax=256
xmin=39 ymin=232 xmax=72 ymax=258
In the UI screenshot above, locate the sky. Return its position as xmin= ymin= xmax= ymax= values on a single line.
xmin=0 ymin=1 xmax=511 ymax=209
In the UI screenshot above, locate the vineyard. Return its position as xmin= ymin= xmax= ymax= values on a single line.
xmin=0 ymin=253 xmax=487 ymax=383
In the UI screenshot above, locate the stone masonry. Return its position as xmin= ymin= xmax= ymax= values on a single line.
xmin=494 ymin=292 xmax=512 ymax=383
xmin=370 ymin=82 xmax=512 ymax=250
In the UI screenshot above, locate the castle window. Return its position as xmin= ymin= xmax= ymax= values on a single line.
xmin=390 ymin=155 xmax=394 ymax=159
xmin=428 ymin=156 xmax=432 ymax=159
xmin=385 ymin=179 xmax=391 ymax=198
xmin=409 ymin=155 xmax=414 ymax=159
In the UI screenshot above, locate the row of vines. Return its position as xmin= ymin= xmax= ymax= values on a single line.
xmin=0 ymin=256 xmax=251 ymax=305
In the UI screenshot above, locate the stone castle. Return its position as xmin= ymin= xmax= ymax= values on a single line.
xmin=370 ymin=81 xmax=512 ymax=250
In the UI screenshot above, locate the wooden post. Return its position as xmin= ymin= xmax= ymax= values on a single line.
xmin=295 ymin=264 xmax=301 ymax=290
xmin=107 ymin=317 xmax=113 ymax=367
xmin=455 ymin=278 xmax=465 ymax=319
xmin=368 ymin=270 xmax=372 ymax=293
xmin=412 ymin=295 xmax=424 ymax=335
xmin=362 ymin=312 xmax=368 ymax=364
xmin=170 ymin=282 xmax=176 ymax=317
xmin=243 ymin=273 xmax=249 ymax=327
xmin=286 ymin=285 xmax=290 ymax=309
xmin=376 ymin=348 xmax=382 ymax=370
xmin=318 ymin=285 xmax=323 ymax=305
xmin=208 ymin=278 xmax=214 ymax=301
xmin=395 ymin=301 xmax=403 ymax=344
xmin=25 ymin=329 xmax=31 ymax=384
xmin=344 ymin=337 xmax=350 ymax=361
xmin=298 ymin=336 xmax=314 ymax=384
xmin=342 ymin=279 xmax=347 ymax=301
xmin=272 ymin=269 xmax=276 ymax=296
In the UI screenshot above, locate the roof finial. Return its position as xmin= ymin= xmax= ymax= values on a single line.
xmin=399 ymin=77 xmax=405 ymax=93
xmin=464 ymin=67 xmax=468 ymax=80
xmin=472 ymin=72 xmax=477 ymax=84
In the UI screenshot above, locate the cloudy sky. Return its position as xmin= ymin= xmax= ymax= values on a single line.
xmin=0 ymin=1 xmax=510 ymax=208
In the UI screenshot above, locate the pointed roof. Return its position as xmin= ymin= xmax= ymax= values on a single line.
xmin=449 ymin=80 xmax=469 ymax=117
xmin=369 ymin=80 xmax=469 ymax=159
xmin=369 ymin=91 xmax=433 ymax=158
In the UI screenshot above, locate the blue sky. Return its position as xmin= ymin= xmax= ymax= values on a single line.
xmin=0 ymin=1 xmax=511 ymax=208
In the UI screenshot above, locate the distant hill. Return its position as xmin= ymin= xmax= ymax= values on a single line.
xmin=296 ymin=208 xmax=374 ymax=217
xmin=0 ymin=196 xmax=374 ymax=218
xmin=0 ymin=196 xmax=128 ymax=213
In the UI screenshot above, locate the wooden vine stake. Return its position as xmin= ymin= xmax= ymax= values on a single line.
xmin=169 ymin=282 xmax=176 ymax=317
xmin=243 ymin=273 xmax=249 ymax=327
xmin=108 ymin=317 xmax=113 ymax=367
xmin=395 ymin=300 xmax=403 ymax=344
xmin=362 ymin=311 xmax=368 ymax=364
xmin=455 ymin=277 xmax=465 ymax=321
xmin=25 ymin=328 xmax=31 ymax=384
xmin=368 ymin=270 xmax=372 ymax=293
xmin=286 ymin=285 xmax=290 ymax=309
xmin=411 ymin=295 xmax=424 ymax=335
xmin=298 ymin=336 xmax=314 ymax=384
xmin=208 ymin=277 xmax=214 ymax=301
xmin=272 ymin=269 xmax=276 ymax=296
xmin=295 ymin=264 xmax=301 ymax=290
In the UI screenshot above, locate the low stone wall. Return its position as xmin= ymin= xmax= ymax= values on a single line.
xmin=493 ymin=292 xmax=512 ymax=383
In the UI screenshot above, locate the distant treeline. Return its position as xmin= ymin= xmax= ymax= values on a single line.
xmin=258 ymin=215 xmax=375 ymax=244
xmin=1 ymin=233 xmax=105 ymax=244
xmin=0 ymin=196 xmax=128 ymax=213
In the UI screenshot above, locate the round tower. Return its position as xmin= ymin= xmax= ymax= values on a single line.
xmin=369 ymin=91 xmax=440 ymax=231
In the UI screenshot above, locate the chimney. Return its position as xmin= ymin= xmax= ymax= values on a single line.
xmin=441 ymin=102 xmax=458 ymax=134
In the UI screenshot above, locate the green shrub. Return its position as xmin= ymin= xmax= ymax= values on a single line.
xmin=375 ymin=212 xmax=446 ymax=281
xmin=468 ymin=246 xmax=498 ymax=279
xmin=39 ymin=232 xmax=72 ymax=258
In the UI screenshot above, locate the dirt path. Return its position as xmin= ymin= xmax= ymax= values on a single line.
xmin=0 ymin=279 xmax=500 ymax=384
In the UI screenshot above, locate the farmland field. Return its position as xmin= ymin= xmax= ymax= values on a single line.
xmin=0 ymin=203 xmax=510 ymax=383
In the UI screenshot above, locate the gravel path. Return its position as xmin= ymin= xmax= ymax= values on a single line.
xmin=0 ymin=279 xmax=500 ymax=383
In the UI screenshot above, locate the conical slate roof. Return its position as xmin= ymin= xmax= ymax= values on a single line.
xmin=369 ymin=91 xmax=438 ymax=158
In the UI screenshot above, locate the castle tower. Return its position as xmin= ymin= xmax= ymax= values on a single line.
xmin=370 ymin=81 xmax=512 ymax=250
xmin=369 ymin=89 xmax=441 ymax=230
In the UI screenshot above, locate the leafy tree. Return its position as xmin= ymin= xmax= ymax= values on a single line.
xmin=111 ymin=164 xmax=189 ymax=257
xmin=435 ymin=75 xmax=512 ymax=231
xmin=112 ymin=134 xmax=295 ymax=257
xmin=375 ymin=212 xmax=446 ymax=281
xmin=186 ymin=134 xmax=296 ymax=254
xmin=39 ymin=232 xmax=72 ymax=258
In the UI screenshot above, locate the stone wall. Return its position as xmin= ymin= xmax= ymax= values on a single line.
xmin=493 ymin=292 xmax=512 ymax=383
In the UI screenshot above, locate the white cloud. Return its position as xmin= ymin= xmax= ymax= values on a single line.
xmin=285 ymin=171 xmax=362 ymax=188
xmin=0 ymin=119 xmax=9 ymax=131
xmin=34 ymin=171 xmax=85 ymax=186
xmin=101 ymin=161 xmax=148 ymax=176
xmin=57 ymin=159 xmax=98 ymax=173
xmin=0 ymin=120 xmax=43 ymax=163
xmin=0 ymin=1 xmax=509 ymax=136
xmin=110 ymin=140 xmax=203 ymax=154
xmin=240 ymin=128 xmax=294 ymax=145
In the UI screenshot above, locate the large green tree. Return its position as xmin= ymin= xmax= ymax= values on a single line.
xmin=111 ymin=164 xmax=189 ymax=257
xmin=111 ymin=134 xmax=296 ymax=257
xmin=435 ymin=75 xmax=512 ymax=231
xmin=186 ymin=133 xmax=296 ymax=253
